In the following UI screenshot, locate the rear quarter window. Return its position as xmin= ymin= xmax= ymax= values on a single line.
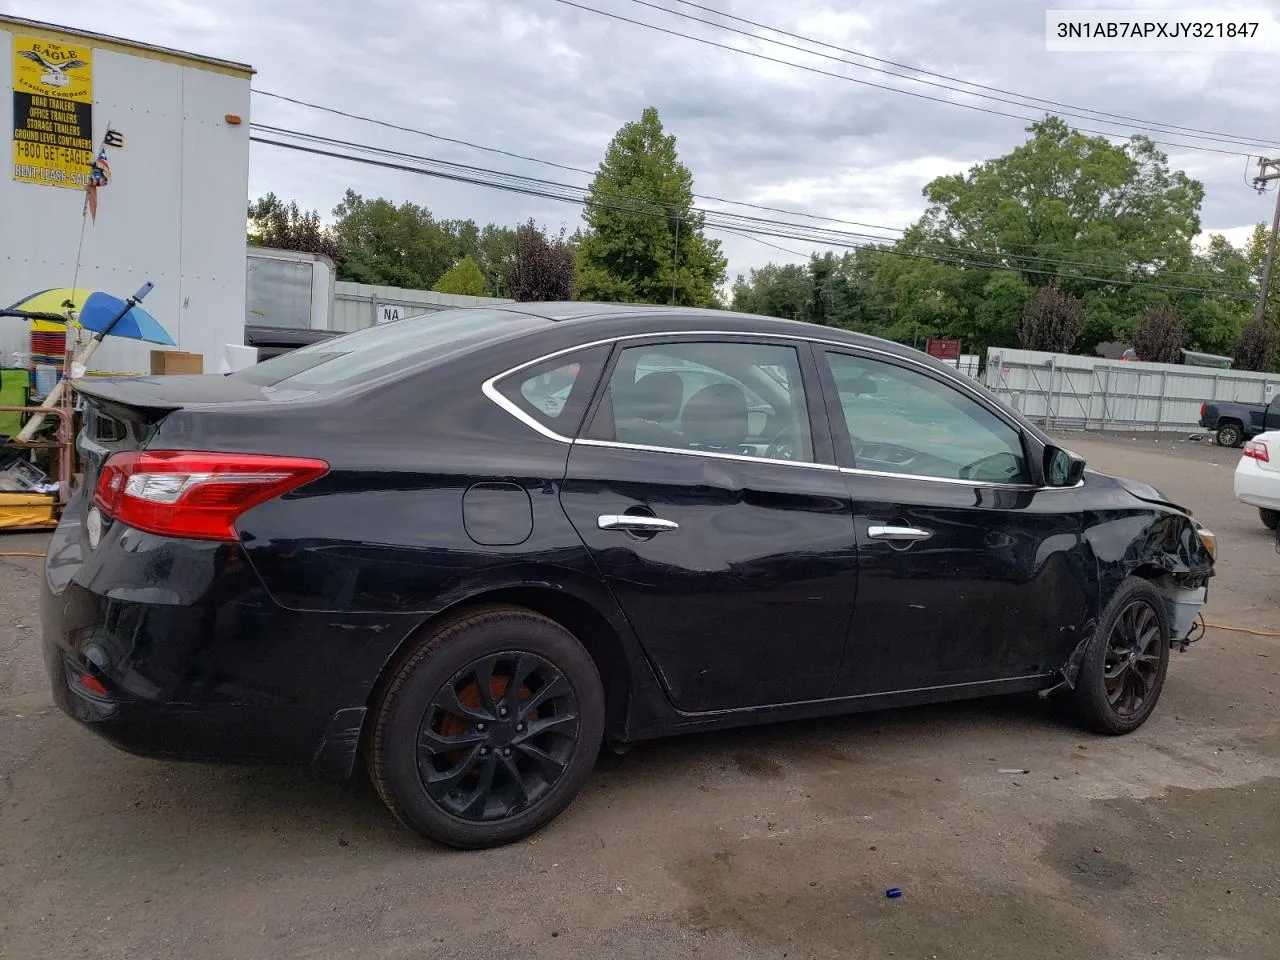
xmin=492 ymin=346 xmax=610 ymax=437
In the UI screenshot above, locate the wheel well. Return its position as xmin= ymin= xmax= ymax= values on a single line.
xmin=363 ymin=587 xmax=632 ymax=740
xmin=1128 ymin=563 xmax=1166 ymax=582
xmin=1218 ymin=418 xmax=1243 ymax=432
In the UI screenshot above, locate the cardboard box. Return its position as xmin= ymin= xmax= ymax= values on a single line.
xmin=150 ymin=351 xmax=204 ymax=375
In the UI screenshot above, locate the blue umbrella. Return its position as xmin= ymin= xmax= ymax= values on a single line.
xmin=76 ymin=290 xmax=174 ymax=345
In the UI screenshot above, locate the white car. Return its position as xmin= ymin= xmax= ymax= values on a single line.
xmin=1234 ymin=430 xmax=1280 ymax=530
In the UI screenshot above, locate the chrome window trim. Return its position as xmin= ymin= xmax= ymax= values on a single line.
xmin=480 ymin=329 xmax=1078 ymax=489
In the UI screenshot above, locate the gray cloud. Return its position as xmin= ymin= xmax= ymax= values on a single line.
xmin=11 ymin=0 xmax=1279 ymax=279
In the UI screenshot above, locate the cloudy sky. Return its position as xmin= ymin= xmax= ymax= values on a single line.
xmin=8 ymin=0 xmax=1280 ymax=282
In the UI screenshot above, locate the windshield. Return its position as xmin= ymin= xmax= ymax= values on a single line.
xmin=230 ymin=309 xmax=524 ymax=388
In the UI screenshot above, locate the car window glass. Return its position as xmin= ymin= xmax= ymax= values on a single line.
xmin=231 ymin=309 xmax=522 ymax=388
xmin=495 ymin=346 xmax=608 ymax=434
xmin=826 ymin=352 xmax=1028 ymax=483
xmin=593 ymin=342 xmax=813 ymax=463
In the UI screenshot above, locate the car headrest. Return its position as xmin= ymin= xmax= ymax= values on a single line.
xmin=682 ymin=382 xmax=748 ymax=450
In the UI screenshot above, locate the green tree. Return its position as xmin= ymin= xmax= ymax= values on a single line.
xmin=1231 ymin=223 xmax=1280 ymax=370
xmin=730 ymin=263 xmax=810 ymax=318
xmin=908 ymin=117 xmax=1206 ymax=352
xmin=1179 ymin=233 xmax=1254 ymax=356
xmin=576 ymin=107 xmax=726 ymax=306
xmin=455 ymin=221 xmax=518 ymax=297
xmin=247 ymin=193 xmax=342 ymax=262
xmin=331 ymin=190 xmax=457 ymax=289
xmin=432 ymin=256 xmax=488 ymax=296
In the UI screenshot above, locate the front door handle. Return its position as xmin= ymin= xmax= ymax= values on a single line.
xmin=867 ymin=524 xmax=932 ymax=542
xmin=597 ymin=514 xmax=680 ymax=533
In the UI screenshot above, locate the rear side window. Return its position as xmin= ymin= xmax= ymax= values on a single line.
xmin=231 ymin=309 xmax=524 ymax=388
xmin=493 ymin=346 xmax=609 ymax=436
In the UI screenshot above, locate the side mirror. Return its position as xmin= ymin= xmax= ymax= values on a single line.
xmin=1044 ymin=445 xmax=1086 ymax=487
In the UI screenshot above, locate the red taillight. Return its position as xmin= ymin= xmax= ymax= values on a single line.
xmin=1242 ymin=441 xmax=1270 ymax=463
xmin=93 ymin=451 xmax=329 ymax=541
xmin=76 ymin=672 xmax=109 ymax=696
xmin=1200 ymin=402 xmax=1206 ymax=419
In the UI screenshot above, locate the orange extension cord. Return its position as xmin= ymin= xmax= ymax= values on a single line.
xmin=1203 ymin=621 xmax=1280 ymax=639
xmin=0 ymin=551 xmax=1277 ymax=637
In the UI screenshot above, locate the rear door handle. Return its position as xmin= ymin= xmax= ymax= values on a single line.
xmin=597 ymin=514 xmax=680 ymax=533
xmin=867 ymin=524 xmax=932 ymax=542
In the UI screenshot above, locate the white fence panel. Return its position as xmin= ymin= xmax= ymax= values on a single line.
xmin=986 ymin=347 xmax=1280 ymax=432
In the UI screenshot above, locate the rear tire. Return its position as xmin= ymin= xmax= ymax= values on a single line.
xmin=367 ymin=606 xmax=604 ymax=849
xmin=1261 ymin=508 xmax=1279 ymax=531
xmin=1065 ymin=577 xmax=1170 ymax=735
xmin=1216 ymin=422 xmax=1243 ymax=448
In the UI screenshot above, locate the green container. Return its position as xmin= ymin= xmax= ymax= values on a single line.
xmin=0 ymin=368 xmax=29 ymax=438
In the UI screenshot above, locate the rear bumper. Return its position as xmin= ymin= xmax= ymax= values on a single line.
xmin=1234 ymin=457 xmax=1280 ymax=512
xmin=40 ymin=503 xmax=413 ymax=774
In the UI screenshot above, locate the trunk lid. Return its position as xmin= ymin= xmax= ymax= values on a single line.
xmin=74 ymin=375 xmax=276 ymax=498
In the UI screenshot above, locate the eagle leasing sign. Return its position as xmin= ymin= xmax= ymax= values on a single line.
xmin=11 ymin=34 xmax=93 ymax=189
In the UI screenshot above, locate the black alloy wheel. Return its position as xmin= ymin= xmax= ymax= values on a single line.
xmin=1065 ymin=576 xmax=1170 ymax=735
xmin=1216 ymin=422 xmax=1243 ymax=448
xmin=1100 ymin=600 xmax=1163 ymax=718
xmin=417 ymin=651 xmax=579 ymax=821
xmin=368 ymin=606 xmax=604 ymax=849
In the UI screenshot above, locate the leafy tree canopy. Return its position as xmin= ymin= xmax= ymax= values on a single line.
xmin=432 ymin=256 xmax=488 ymax=296
xmin=576 ymin=107 xmax=726 ymax=306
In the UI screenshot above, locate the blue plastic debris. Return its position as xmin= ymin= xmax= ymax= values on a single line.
xmin=885 ymin=887 xmax=902 ymax=899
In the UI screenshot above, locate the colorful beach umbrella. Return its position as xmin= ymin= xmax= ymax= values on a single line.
xmin=5 ymin=287 xmax=174 ymax=345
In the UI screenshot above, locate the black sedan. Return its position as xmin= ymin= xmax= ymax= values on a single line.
xmin=42 ymin=304 xmax=1216 ymax=848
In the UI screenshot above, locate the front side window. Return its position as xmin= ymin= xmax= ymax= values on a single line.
xmin=588 ymin=341 xmax=814 ymax=463
xmin=826 ymin=351 xmax=1029 ymax=484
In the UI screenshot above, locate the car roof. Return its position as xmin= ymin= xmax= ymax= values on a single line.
xmin=486 ymin=301 xmax=917 ymax=359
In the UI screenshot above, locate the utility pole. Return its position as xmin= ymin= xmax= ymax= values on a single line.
xmin=670 ymin=214 xmax=680 ymax=306
xmin=1251 ymin=157 xmax=1280 ymax=326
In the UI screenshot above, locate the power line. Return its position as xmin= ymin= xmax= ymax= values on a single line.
xmin=257 ymin=86 xmax=1263 ymax=269
xmin=252 ymin=88 xmax=908 ymax=237
xmin=250 ymin=120 xmax=1246 ymax=287
xmin=249 ymin=127 xmax=1255 ymax=300
xmin=654 ymin=0 xmax=1280 ymax=152
xmin=542 ymin=0 xmax=1257 ymax=158
xmin=250 ymin=123 xmax=1250 ymax=289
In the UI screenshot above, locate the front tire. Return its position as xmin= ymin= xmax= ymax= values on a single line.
xmin=1261 ymin=508 xmax=1279 ymax=531
xmin=1216 ymin=422 xmax=1243 ymax=448
xmin=1066 ymin=577 xmax=1170 ymax=735
xmin=367 ymin=606 xmax=604 ymax=849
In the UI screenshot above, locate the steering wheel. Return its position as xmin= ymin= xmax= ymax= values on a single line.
xmin=765 ymin=424 xmax=798 ymax=461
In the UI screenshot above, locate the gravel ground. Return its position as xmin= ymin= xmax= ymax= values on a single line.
xmin=1 ymin=434 xmax=1277 ymax=960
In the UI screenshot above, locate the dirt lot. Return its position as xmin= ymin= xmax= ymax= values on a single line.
xmin=1 ymin=433 xmax=1277 ymax=960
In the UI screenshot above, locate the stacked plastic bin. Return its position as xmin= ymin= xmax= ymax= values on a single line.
xmin=28 ymin=322 xmax=66 ymax=401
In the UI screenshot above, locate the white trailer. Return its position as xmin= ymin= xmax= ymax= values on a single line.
xmin=0 ymin=15 xmax=253 ymax=375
